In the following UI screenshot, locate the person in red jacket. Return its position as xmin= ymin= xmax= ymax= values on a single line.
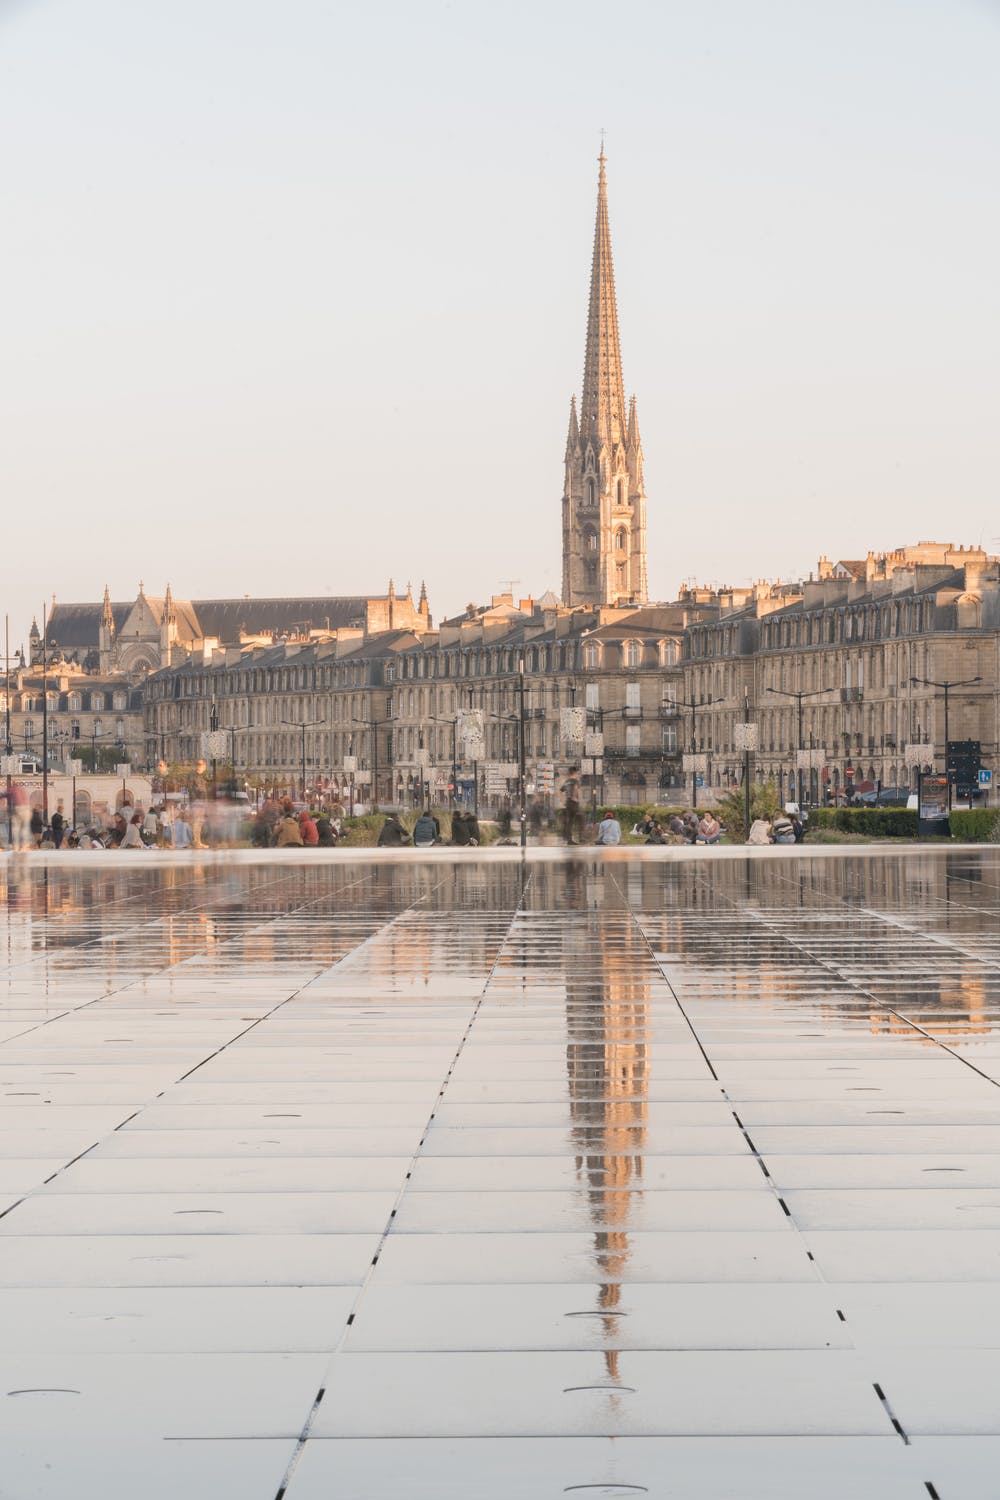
xmin=299 ymin=811 xmax=319 ymax=846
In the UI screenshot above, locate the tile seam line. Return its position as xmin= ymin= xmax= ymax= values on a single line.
xmin=0 ymin=871 xmax=397 ymax=1215
xmin=726 ymin=870 xmax=1000 ymax=1092
xmin=0 ymin=866 xmax=346 ymax=1045
xmin=270 ymin=858 xmax=534 ymax=1500
xmin=681 ymin=868 xmax=929 ymax=1448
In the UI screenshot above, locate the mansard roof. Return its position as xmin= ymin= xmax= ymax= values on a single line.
xmin=46 ymin=602 xmax=131 ymax=648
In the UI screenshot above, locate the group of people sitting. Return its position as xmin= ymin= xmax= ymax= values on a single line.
xmin=377 ymin=809 xmax=482 ymax=848
xmin=747 ymin=811 xmax=804 ymax=845
xmin=252 ymin=799 xmax=340 ymax=848
xmin=630 ymin=811 xmax=723 ymax=845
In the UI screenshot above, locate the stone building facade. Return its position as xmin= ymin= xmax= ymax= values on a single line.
xmin=682 ymin=543 xmax=1000 ymax=804
xmin=2 ymin=665 xmax=145 ymax=770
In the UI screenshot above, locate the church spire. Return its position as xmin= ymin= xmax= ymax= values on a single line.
xmin=580 ymin=148 xmax=627 ymax=451
xmin=101 ymin=585 xmax=115 ymax=634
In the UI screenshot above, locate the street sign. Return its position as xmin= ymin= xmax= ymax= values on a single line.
xmin=979 ymin=769 xmax=993 ymax=787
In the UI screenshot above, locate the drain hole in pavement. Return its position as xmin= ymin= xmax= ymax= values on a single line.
xmin=564 ymin=1385 xmax=636 ymax=1394
xmin=565 ymin=1310 xmax=629 ymax=1319
xmin=8 ymin=1388 xmax=81 ymax=1397
xmin=564 ymin=1488 xmax=648 ymax=1495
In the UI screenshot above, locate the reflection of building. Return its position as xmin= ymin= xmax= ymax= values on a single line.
xmin=564 ymin=906 xmax=650 ymax=1379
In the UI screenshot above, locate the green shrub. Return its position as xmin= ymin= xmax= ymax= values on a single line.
xmin=809 ymin=807 xmax=918 ymax=838
xmin=714 ymin=780 xmax=780 ymax=842
xmin=950 ymin=808 xmax=1000 ymax=843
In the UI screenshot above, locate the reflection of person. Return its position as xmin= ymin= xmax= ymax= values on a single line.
xmin=594 ymin=810 xmax=621 ymax=846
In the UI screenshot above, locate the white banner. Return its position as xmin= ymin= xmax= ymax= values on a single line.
xmin=734 ymin=722 xmax=758 ymax=752
xmin=342 ymin=755 xmax=357 ymax=774
xmin=560 ymin=707 xmax=586 ymax=744
xmin=584 ymin=731 xmax=604 ymax=756
xmin=200 ymin=731 xmax=228 ymax=759
xmin=682 ymin=753 xmax=708 ymax=774
xmin=904 ymin=743 xmax=934 ymax=766
xmin=0 ymin=756 xmax=19 ymax=775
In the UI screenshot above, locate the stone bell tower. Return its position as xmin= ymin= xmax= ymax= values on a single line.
xmin=562 ymin=151 xmax=648 ymax=607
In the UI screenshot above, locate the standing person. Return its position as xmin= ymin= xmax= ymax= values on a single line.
xmin=11 ymin=784 xmax=32 ymax=852
xmin=594 ymin=809 xmax=621 ymax=846
xmin=29 ymin=805 xmax=45 ymax=849
xmin=561 ymin=767 xmax=581 ymax=846
xmin=143 ymin=805 xmax=160 ymax=845
xmin=50 ymin=801 xmax=67 ymax=850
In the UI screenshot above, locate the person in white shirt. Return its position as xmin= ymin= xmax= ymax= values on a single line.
xmin=594 ymin=811 xmax=621 ymax=846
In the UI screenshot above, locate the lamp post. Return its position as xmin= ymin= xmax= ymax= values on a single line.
xmin=766 ymin=686 xmax=829 ymax=807
xmin=40 ymin=602 xmax=49 ymax=820
xmin=677 ymin=695 xmax=718 ymax=809
xmin=517 ymin=655 xmax=527 ymax=848
xmin=281 ymin=716 xmax=326 ymax=806
xmin=429 ymin=716 xmax=460 ymax=808
xmin=910 ymin=676 xmax=982 ymax=810
xmin=3 ymin=614 xmax=13 ymax=848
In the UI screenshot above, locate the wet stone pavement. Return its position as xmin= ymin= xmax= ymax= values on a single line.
xmin=2 ymin=847 xmax=1000 ymax=1497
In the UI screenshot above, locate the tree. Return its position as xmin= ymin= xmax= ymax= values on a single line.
xmin=716 ymin=778 xmax=780 ymax=842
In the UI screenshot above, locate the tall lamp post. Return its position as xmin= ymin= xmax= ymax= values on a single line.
xmin=766 ymin=686 xmax=829 ymax=807
xmin=517 ymin=654 xmax=527 ymax=849
xmin=677 ymin=695 xmax=719 ymax=809
xmin=2 ymin=614 xmax=14 ymax=847
xmin=281 ymin=716 xmax=326 ymax=806
xmin=910 ymin=676 xmax=982 ymax=811
xmin=350 ymin=717 xmax=392 ymax=814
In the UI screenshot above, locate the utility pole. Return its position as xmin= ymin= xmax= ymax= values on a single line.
xmin=517 ymin=654 xmax=527 ymax=848
xmin=743 ymin=690 xmax=751 ymax=838
xmin=766 ymin=686 xmax=828 ymax=807
xmin=911 ymin=675 xmax=982 ymax=811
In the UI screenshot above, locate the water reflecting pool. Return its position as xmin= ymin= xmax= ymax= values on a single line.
xmin=2 ymin=848 xmax=1000 ymax=1498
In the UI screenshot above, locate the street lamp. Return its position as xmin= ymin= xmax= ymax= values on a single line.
xmin=910 ymin=676 xmax=982 ymax=810
xmin=766 ymin=686 xmax=829 ymax=807
xmin=676 ymin=694 xmax=720 ymax=809
xmin=350 ymin=717 xmax=391 ymax=814
xmin=280 ymin=716 xmax=326 ymax=805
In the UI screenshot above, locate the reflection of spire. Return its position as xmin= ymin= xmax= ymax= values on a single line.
xmin=564 ymin=899 xmax=649 ymax=1380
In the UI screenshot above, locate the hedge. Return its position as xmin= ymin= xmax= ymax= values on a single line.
xmin=949 ymin=809 xmax=1000 ymax=843
xmin=809 ymin=807 xmax=918 ymax=837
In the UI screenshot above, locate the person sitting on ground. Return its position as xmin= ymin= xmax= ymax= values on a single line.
xmin=376 ymin=812 xmax=409 ymax=847
xmin=465 ymin=810 xmax=481 ymax=847
xmin=696 ymin=811 xmax=722 ymax=845
xmin=412 ymin=811 xmax=440 ymax=848
xmin=682 ymin=811 xmax=699 ymax=844
xmin=772 ymin=812 xmax=796 ymax=845
xmin=594 ymin=810 xmax=622 ymax=846
xmin=120 ymin=812 xmax=145 ymax=850
xmin=299 ymin=811 xmax=319 ymax=846
xmin=645 ymin=817 xmax=667 ymax=845
xmin=791 ymin=813 xmax=806 ymax=843
xmin=275 ymin=811 xmax=304 ymax=847
xmin=451 ymin=810 xmax=471 ymax=846
xmin=746 ymin=816 xmax=772 ymax=846
xmin=667 ymin=813 xmax=686 ymax=844
xmin=315 ymin=814 xmax=336 ymax=847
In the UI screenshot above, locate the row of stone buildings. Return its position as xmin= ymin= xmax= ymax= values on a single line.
xmin=135 ymin=541 xmax=999 ymax=809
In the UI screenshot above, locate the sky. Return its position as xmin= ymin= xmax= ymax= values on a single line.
xmin=1 ymin=0 xmax=999 ymax=650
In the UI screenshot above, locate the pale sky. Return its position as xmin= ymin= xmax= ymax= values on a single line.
xmin=2 ymin=0 xmax=999 ymax=651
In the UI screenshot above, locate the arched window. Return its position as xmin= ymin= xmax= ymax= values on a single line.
xmin=583 ymin=641 xmax=600 ymax=670
xmin=584 ymin=526 xmax=598 ymax=552
xmin=616 ymin=477 xmax=626 ymax=505
xmin=68 ymin=692 xmax=82 ymax=712
xmin=615 ymin=528 xmax=627 ymax=551
xmin=586 ymin=476 xmax=596 ymax=506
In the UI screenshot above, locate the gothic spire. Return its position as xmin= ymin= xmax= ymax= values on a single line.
xmin=161 ymin=583 xmax=175 ymax=625
xmin=565 ymin=395 xmax=579 ymax=458
xmin=580 ymin=149 xmax=627 ymax=451
xmin=101 ymin=585 xmax=114 ymax=634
